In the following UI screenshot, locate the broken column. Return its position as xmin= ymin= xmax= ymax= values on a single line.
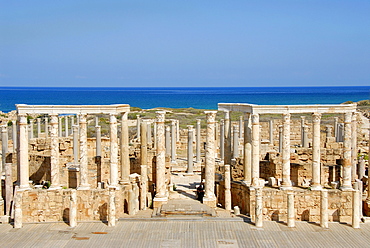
xmin=224 ymin=164 xmax=231 ymax=211
xmin=352 ymin=189 xmax=360 ymax=228
xmin=69 ymin=189 xmax=77 ymax=228
xmin=255 ymin=188 xmax=263 ymax=228
xmin=95 ymin=125 xmax=101 ymax=157
xmin=37 ymin=117 xmax=41 ymax=137
xmin=280 ymin=113 xmax=292 ymax=190
xmin=203 ymin=111 xmax=217 ymax=207
xmin=311 ymin=113 xmax=322 ymax=190
xmin=5 ymin=163 xmax=13 ymax=216
xmin=320 ymin=189 xmax=328 ymax=228
xmin=108 ymin=187 xmax=116 ymax=227
xmin=287 ymin=191 xmax=295 ymax=228
xmin=187 ymin=125 xmax=194 ymax=174
xmin=13 ymin=191 xmax=23 ymax=228
xmin=165 ymin=126 xmax=171 ymax=158
xmin=153 ymin=111 xmax=167 ymax=208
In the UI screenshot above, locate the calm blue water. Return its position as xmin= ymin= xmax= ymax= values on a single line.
xmin=0 ymin=87 xmax=369 ymax=113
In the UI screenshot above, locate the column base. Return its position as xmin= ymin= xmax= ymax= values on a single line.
xmin=77 ymin=185 xmax=91 ymax=190
xmin=340 ymin=185 xmax=354 ymax=191
xmin=310 ymin=185 xmax=323 ymax=191
xmin=241 ymin=180 xmax=251 ymax=187
xmin=203 ymin=196 xmax=217 ymax=208
xmin=48 ymin=186 xmax=62 ymax=190
xmin=119 ymin=179 xmax=131 ymax=185
xmin=279 ymin=186 xmax=293 ymax=191
xmin=153 ymin=196 xmax=168 ymax=208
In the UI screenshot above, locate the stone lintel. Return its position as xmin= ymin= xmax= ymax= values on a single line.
xmin=16 ymin=104 xmax=130 ymax=115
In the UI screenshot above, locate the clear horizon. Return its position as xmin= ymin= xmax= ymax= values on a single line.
xmin=1 ymin=1 xmax=369 ymax=88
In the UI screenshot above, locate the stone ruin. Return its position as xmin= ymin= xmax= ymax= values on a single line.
xmin=0 ymin=102 xmax=369 ymax=229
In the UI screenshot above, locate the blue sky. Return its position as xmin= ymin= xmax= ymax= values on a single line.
xmin=1 ymin=0 xmax=369 ymax=87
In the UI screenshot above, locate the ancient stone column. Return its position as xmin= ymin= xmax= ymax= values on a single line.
xmin=255 ymin=188 xmax=263 ymax=228
xmin=220 ymin=119 xmax=225 ymax=161
xmin=287 ymin=191 xmax=295 ymax=228
xmin=120 ymin=112 xmax=130 ymax=185
xmin=95 ymin=125 xmax=101 ymax=157
xmin=69 ymin=189 xmax=77 ymax=228
xmin=169 ymin=121 xmax=176 ymax=163
xmin=303 ymin=125 xmax=309 ymax=148
xmin=224 ymin=164 xmax=231 ymax=211
xmin=341 ymin=112 xmax=353 ymax=190
xmin=196 ymin=119 xmax=201 ymax=163
xmin=108 ymin=187 xmax=116 ymax=227
xmin=153 ymin=111 xmax=167 ymax=207
xmin=136 ymin=115 xmax=141 ymax=141
xmin=12 ymin=120 xmax=17 ymax=152
xmin=351 ymin=113 xmax=358 ymax=182
xmin=37 ymin=117 xmax=41 ymax=137
xmin=165 ymin=126 xmax=171 ymax=157
xmin=14 ymin=191 xmax=23 ymax=228
xmin=203 ymin=111 xmax=217 ymax=207
xmin=358 ymin=156 xmax=365 ymax=180
xmin=49 ymin=114 xmax=61 ymax=189
xmin=140 ymin=164 xmax=148 ymax=210
xmin=5 ymin=163 xmax=12 ymax=216
xmin=269 ymin=119 xmax=273 ymax=145
xmin=281 ymin=113 xmax=292 ymax=190
xmin=17 ymin=115 xmax=29 ymax=190
xmin=334 ymin=117 xmax=339 ymax=140
xmin=176 ymin=120 xmax=180 ymax=142
xmin=1 ymin=125 xmax=8 ymax=173
xmin=141 ymin=121 xmax=148 ymax=167
xmin=244 ymin=113 xmax=252 ymax=186
xmin=64 ymin=116 xmax=69 ymax=137
xmin=58 ymin=117 xmax=62 ymax=137
xmin=251 ymin=114 xmax=260 ymax=187
xmin=29 ymin=119 xmax=33 ymax=139
xmin=233 ymin=125 xmax=239 ymax=159
xmin=311 ymin=113 xmax=322 ymax=190
xmin=352 ymin=190 xmax=360 ymax=228
xmin=153 ymin=122 xmax=157 ymax=150
xmin=147 ymin=122 xmax=152 ymax=148
xmin=239 ymin=115 xmax=243 ymax=139
xmin=320 ymin=189 xmax=328 ymax=228
xmin=215 ymin=122 xmax=219 ymax=153
xmin=278 ymin=125 xmax=283 ymax=153
xmin=326 ymin=126 xmax=332 ymax=138
xmin=300 ymin=116 xmax=305 ymax=147
xmin=224 ymin=111 xmax=232 ymax=165
xmin=109 ymin=114 xmax=119 ymax=187
xmin=44 ymin=117 xmax=49 ymax=137
xmin=77 ymin=114 xmax=90 ymax=190
xmin=187 ymin=126 xmax=194 ymax=174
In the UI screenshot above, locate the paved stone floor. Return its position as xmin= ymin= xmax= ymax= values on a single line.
xmin=1 ymin=220 xmax=370 ymax=248
xmin=2 ymin=173 xmax=370 ymax=247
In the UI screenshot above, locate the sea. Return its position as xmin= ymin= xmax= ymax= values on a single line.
xmin=0 ymin=86 xmax=369 ymax=113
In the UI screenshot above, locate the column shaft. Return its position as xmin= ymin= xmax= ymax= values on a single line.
xmin=243 ymin=113 xmax=252 ymax=185
xmin=320 ymin=189 xmax=328 ymax=228
xmin=50 ymin=115 xmax=61 ymax=189
xmin=110 ymin=114 xmax=118 ymax=187
xmin=196 ymin=119 xmax=201 ymax=163
xmin=287 ymin=192 xmax=295 ymax=228
xmin=78 ymin=114 xmax=90 ymax=190
xmin=220 ymin=119 xmax=225 ymax=161
xmin=341 ymin=112 xmax=352 ymax=190
xmin=12 ymin=120 xmax=17 ymax=152
xmin=37 ymin=118 xmax=41 ymax=137
xmin=255 ymin=188 xmax=263 ymax=228
xmin=269 ymin=119 xmax=273 ymax=145
xmin=204 ymin=111 xmax=217 ymax=207
xmin=351 ymin=113 xmax=357 ymax=181
xmin=69 ymin=190 xmax=77 ymax=228
xmin=1 ymin=125 xmax=8 ymax=173
xmin=281 ymin=113 xmax=292 ymax=189
xmin=311 ymin=113 xmax=322 ymax=190
xmin=95 ymin=125 xmax=101 ymax=157
xmin=224 ymin=164 xmax=231 ymax=211
xmin=165 ymin=126 xmax=171 ymax=157
xmin=187 ymin=126 xmax=194 ymax=174
xmin=233 ymin=125 xmax=239 ymax=159
xmin=17 ymin=115 xmax=29 ymax=189
xmin=65 ymin=116 xmax=69 ymax=137
xmin=224 ymin=111 xmax=231 ymax=165
xmin=251 ymin=114 xmax=260 ymax=187
xmin=120 ymin=112 xmax=130 ymax=184
xmin=154 ymin=111 xmax=167 ymax=201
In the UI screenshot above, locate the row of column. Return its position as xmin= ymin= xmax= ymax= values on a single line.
xmin=16 ymin=112 xmax=130 ymax=190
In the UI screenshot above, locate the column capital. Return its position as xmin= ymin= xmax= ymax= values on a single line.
xmin=50 ymin=114 xmax=58 ymax=124
xmin=251 ymin=113 xmax=259 ymax=124
xmin=109 ymin=114 xmax=117 ymax=123
xmin=344 ymin=112 xmax=352 ymax=123
xmin=312 ymin=113 xmax=321 ymax=123
xmin=171 ymin=119 xmax=177 ymax=125
xmin=224 ymin=110 xmax=230 ymax=120
xmin=196 ymin=119 xmax=201 ymax=125
xmin=233 ymin=125 xmax=239 ymax=132
xmin=205 ymin=111 xmax=217 ymax=123
xmin=300 ymin=116 xmax=306 ymax=120
xmin=156 ymin=111 xmax=166 ymax=122
xmin=18 ymin=115 xmax=27 ymax=124
xmin=78 ymin=113 xmax=87 ymax=123
xmin=282 ymin=113 xmax=291 ymax=121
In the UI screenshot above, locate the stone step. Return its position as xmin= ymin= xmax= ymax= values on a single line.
xmin=153 ymin=199 xmax=216 ymax=218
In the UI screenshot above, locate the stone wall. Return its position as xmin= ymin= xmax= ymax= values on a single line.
xmin=20 ymin=186 xmax=131 ymax=223
xmin=230 ymin=182 xmax=354 ymax=223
